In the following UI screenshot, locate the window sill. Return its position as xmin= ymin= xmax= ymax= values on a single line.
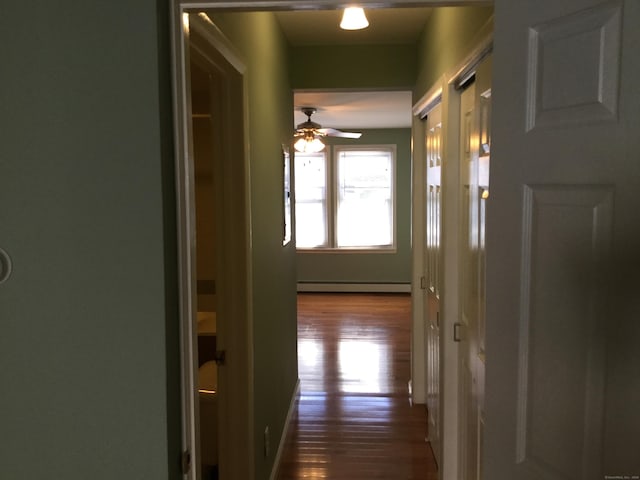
xmin=296 ymin=247 xmax=397 ymax=254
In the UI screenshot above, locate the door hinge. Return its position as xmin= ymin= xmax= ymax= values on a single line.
xmin=420 ymin=276 xmax=427 ymax=290
xmin=214 ymin=350 xmax=226 ymax=366
xmin=181 ymin=449 xmax=192 ymax=475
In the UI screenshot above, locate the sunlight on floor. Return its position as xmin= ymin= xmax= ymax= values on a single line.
xmin=338 ymin=339 xmax=389 ymax=393
xmin=298 ymin=335 xmax=392 ymax=393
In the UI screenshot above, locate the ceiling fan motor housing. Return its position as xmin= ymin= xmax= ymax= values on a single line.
xmin=297 ymin=107 xmax=322 ymax=130
xmin=295 ymin=106 xmax=362 ymax=139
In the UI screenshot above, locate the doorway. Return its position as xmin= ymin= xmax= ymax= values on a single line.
xmin=172 ymin=4 xmax=494 ymax=480
xmin=174 ymin=13 xmax=253 ymax=480
xmin=171 ymin=2 xmax=640 ymax=480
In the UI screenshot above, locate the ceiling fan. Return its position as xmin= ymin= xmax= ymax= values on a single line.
xmin=294 ymin=107 xmax=362 ymax=153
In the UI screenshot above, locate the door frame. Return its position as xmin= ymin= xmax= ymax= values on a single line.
xmin=170 ymin=1 xmax=491 ymax=479
xmin=170 ymin=9 xmax=254 ymax=480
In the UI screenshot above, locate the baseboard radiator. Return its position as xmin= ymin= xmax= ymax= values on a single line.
xmin=297 ymin=283 xmax=411 ymax=293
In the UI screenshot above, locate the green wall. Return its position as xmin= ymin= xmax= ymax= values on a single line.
xmin=0 ymin=3 xmax=496 ymax=479
xmin=296 ymin=129 xmax=412 ymax=285
xmin=291 ymin=44 xmax=416 ymax=89
xmin=290 ymin=43 xmax=416 ymax=287
xmin=206 ymin=11 xmax=299 ymax=480
xmin=415 ymin=6 xmax=494 ymax=96
xmin=0 ymin=1 xmax=180 ymax=479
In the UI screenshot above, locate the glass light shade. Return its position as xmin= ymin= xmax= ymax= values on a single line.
xmin=340 ymin=7 xmax=369 ymax=30
xmin=294 ymin=138 xmax=307 ymax=152
xmin=295 ymin=136 xmax=325 ymax=153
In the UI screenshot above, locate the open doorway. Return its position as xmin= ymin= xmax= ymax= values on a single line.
xmin=174 ymin=13 xmax=254 ymax=480
xmin=174 ymin=4 xmax=496 ymax=478
xmin=190 ymin=51 xmax=220 ymax=480
xmin=170 ymin=1 xmax=496 ymax=478
xmin=170 ymin=1 xmax=640 ymax=479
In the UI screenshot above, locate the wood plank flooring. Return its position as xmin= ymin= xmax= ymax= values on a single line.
xmin=276 ymin=293 xmax=438 ymax=480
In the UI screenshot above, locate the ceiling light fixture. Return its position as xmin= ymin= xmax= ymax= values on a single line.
xmin=340 ymin=7 xmax=369 ymax=30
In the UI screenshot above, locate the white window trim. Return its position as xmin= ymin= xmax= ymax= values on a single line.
xmin=295 ymin=144 xmax=397 ymax=253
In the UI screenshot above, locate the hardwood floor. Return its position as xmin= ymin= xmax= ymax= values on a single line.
xmin=276 ymin=293 xmax=438 ymax=480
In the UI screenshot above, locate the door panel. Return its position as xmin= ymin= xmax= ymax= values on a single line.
xmin=424 ymin=102 xmax=443 ymax=466
xmin=516 ymin=185 xmax=612 ymax=478
xmin=486 ymin=1 xmax=640 ymax=479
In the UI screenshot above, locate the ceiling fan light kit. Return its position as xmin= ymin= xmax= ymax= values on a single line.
xmin=295 ymin=134 xmax=325 ymax=153
xmin=340 ymin=7 xmax=369 ymax=30
xmin=294 ymin=107 xmax=362 ymax=153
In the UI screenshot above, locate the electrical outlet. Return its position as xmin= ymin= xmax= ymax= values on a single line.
xmin=264 ymin=426 xmax=270 ymax=457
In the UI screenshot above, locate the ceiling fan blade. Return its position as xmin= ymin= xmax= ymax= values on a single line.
xmin=317 ymin=128 xmax=362 ymax=139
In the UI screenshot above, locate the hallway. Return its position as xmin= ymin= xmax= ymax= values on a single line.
xmin=276 ymin=293 xmax=438 ymax=479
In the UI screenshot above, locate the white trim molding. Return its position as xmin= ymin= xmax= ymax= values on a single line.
xmin=181 ymin=1 xmax=490 ymax=9
xmin=269 ymin=380 xmax=301 ymax=480
xmin=297 ymin=283 xmax=411 ymax=293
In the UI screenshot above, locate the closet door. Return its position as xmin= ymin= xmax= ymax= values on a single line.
xmin=458 ymin=53 xmax=492 ymax=480
xmin=424 ymin=101 xmax=443 ymax=466
xmin=458 ymin=78 xmax=477 ymax=480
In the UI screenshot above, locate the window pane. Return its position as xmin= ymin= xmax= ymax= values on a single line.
xmin=295 ymin=153 xmax=328 ymax=248
xmin=336 ymin=149 xmax=393 ymax=248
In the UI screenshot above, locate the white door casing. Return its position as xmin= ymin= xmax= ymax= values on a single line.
xmin=486 ymin=0 xmax=640 ymax=478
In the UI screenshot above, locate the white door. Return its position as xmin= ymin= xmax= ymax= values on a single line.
xmin=424 ymin=102 xmax=443 ymax=466
xmin=458 ymin=79 xmax=477 ymax=480
xmin=458 ymin=54 xmax=492 ymax=480
xmin=485 ymin=1 xmax=640 ymax=479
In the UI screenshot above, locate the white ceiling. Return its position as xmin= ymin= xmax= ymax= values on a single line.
xmin=275 ymin=8 xmax=431 ymax=130
xmin=294 ymin=90 xmax=413 ymax=129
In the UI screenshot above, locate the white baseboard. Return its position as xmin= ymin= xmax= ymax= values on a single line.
xmin=297 ymin=282 xmax=411 ymax=293
xmin=269 ymin=379 xmax=300 ymax=480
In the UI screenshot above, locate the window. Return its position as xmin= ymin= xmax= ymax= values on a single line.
xmin=294 ymin=145 xmax=396 ymax=250
xmin=294 ymin=152 xmax=328 ymax=248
